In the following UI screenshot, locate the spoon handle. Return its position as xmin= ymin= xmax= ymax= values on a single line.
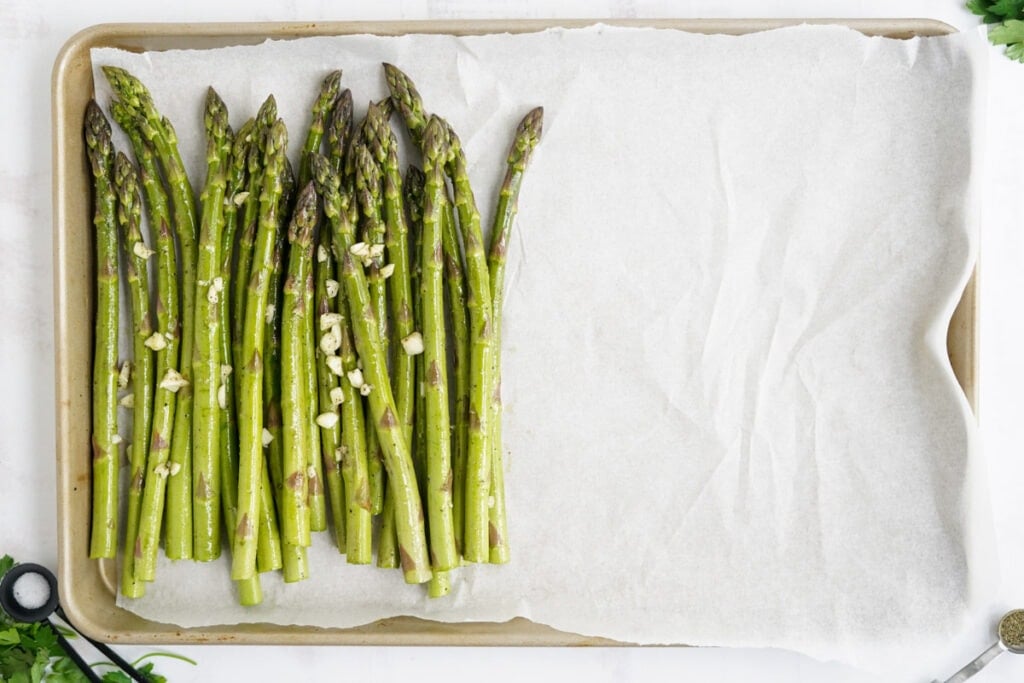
xmin=47 ymin=617 xmax=102 ymax=683
xmin=938 ymin=641 xmax=1005 ymax=683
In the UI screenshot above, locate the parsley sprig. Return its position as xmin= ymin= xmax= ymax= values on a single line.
xmin=968 ymin=0 xmax=1024 ymax=62
xmin=1 ymin=555 xmax=189 ymax=682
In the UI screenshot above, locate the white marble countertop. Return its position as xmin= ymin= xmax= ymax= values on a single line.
xmin=2 ymin=1 xmax=1022 ymax=681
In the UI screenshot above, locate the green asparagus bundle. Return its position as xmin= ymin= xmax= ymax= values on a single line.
xmin=90 ymin=65 xmax=540 ymax=603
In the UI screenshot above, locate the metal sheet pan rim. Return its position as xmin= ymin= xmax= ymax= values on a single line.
xmin=52 ymin=17 xmax=973 ymax=646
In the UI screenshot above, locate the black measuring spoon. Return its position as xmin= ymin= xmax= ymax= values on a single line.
xmin=0 ymin=562 xmax=150 ymax=683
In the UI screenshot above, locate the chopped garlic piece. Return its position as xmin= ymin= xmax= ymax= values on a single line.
xmin=218 ymin=384 xmax=227 ymax=410
xmin=262 ymin=428 xmax=274 ymax=446
xmin=329 ymin=387 xmax=345 ymax=406
xmin=317 ymin=245 xmax=329 ymax=263
xmin=346 ymin=368 xmax=365 ymax=388
xmin=325 ymin=279 xmax=340 ymax=298
xmin=154 ymin=464 xmax=170 ymax=478
xmin=401 ymin=331 xmax=424 ymax=356
xmin=359 ymin=383 xmax=373 ymax=397
xmin=320 ymin=312 xmax=342 ymax=331
xmin=159 ymin=369 xmax=189 ymax=393
xmin=369 ymin=244 xmax=385 ymax=259
xmin=380 ymin=263 xmax=396 ymax=279
xmin=220 ymin=364 xmax=233 ymax=380
xmin=233 ymin=191 xmax=250 ymax=206
xmin=325 ymin=356 xmax=343 ymax=376
xmin=315 ymin=412 xmax=339 ymax=429
xmin=111 ymin=434 xmax=123 ymax=445
xmin=118 ymin=362 xmax=132 ymax=389
xmin=133 ymin=241 xmax=155 ymax=259
xmin=169 ymin=462 xmax=182 ymax=476
xmin=118 ymin=394 xmax=134 ymax=409
xmin=265 ymin=303 xmax=277 ymax=325
xmin=144 ymin=332 xmax=167 ymax=351
xmin=349 ymin=242 xmax=370 ymax=258
xmin=320 ymin=330 xmax=340 ymax=355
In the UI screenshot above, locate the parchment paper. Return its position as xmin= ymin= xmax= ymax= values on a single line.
xmin=92 ymin=24 xmax=993 ymax=673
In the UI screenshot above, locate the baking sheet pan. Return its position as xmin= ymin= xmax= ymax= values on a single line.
xmin=52 ymin=18 xmax=975 ymax=644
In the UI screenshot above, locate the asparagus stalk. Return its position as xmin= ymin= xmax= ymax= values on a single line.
xmin=259 ymin=216 xmax=288 ymax=576
xmin=323 ymin=90 xmax=366 ymax=561
xmin=233 ymin=96 xmax=277 ymax=407
xmin=354 ymin=139 xmax=388 ymax=516
xmin=319 ymin=149 xmax=374 ymax=563
xmin=385 ymin=65 xmax=471 ymax=556
xmin=298 ymin=70 xmax=342 ymax=189
xmin=304 ymin=235 xmax=328 ymax=535
xmin=104 ymin=67 xmax=198 ymax=561
xmin=486 ymin=107 xmax=544 ymax=563
xmin=326 ymin=89 xmax=354 ymax=176
xmin=109 ymin=103 xmax=179 ymax=583
xmin=405 ymin=166 xmax=450 ymax=594
xmin=445 ymin=122 xmax=496 ymax=564
xmin=113 ymin=152 xmax=152 ymax=597
xmin=258 ymin=175 xmax=294 ymax=577
xmin=421 ymin=120 xmax=459 ymax=573
xmin=314 ymin=229 xmax=347 ymax=551
xmin=191 ymin=88 xmax=231 ymax=562
xmin=218 ymin=118 xmax=251 ymax=564
xmin=232 ymin=118 xmax=288 ymax=581
xmin=313 ymin=153 xmax=431 ymax=583
xmin=84 ymin=101 xmax=120 ymax=560
xmin=405 ymin=164 xmax=428 ymax=489
xmin=280 ymin=184 xmax=318 ymax=549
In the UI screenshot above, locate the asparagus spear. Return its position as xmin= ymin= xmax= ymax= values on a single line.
xmin=304 ymin=234 xmax=328 ymax=536
xmin=257 ymin=164 xmax=293 ymax=577
xmin=215 ymin=118 xmax=264 ymax=606
xmin=233 ymin=96 xmax=277 ymax=408
xmin=104 ymin=67 xmax=198 ymax=561
xmin=298 ymin=70 xmax=342 ymax=189
xmin=445 ymin=121 xmax=496 ymax=564
xmin=318 ymin=145 xmax=374 ymax=563
xmin=191 ymin=88 xmax=232 ymax=562
xmin=405 ymin=165 xmax=450 ymax=595
xmin=405 ymin=164 xmax=428 ymax=489
xmin=109 ymin=103 xmax=179 ymax=583
xmin=259 ymin=207 xmax=287 ymax=576
xmin=385 ymin=65 xmax=471 ymax=556
xmin=485 ymin=107 xmax=543 ymax=563
xmin=327 ymin=89 xmax=354 ymax=176
xmin=421 ymin=120 xmax=459 ymax=573
xmin=314 ymin=229 xmax=347 ymax=551
xmin=354 ymin=140 xmax=388 ymax=516
xmin=280 ymin=184 xmax=318 ymax=549
xmin=313 ymin=153 xmax=431 ymax=583
xmin=217 ymin=118 xmax=251 ymax=567
xmin=232 ymin=118 xmax=288 ymax=581
xmin=84 ymin=101 xmax=120 ymax=560
xmin=112 ymin=152 xmax=152 ymax=597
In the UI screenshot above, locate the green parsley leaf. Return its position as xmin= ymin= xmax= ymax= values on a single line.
xmin=0 ymin=628 xmax=21 ymax=645
xmin=0 ymin=555 xmax=14 ymax=581
xmin=990 ymin=19 xmax=1024 ymax=61
xmin=990 ymin=0 xmax=1024 ymax=19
